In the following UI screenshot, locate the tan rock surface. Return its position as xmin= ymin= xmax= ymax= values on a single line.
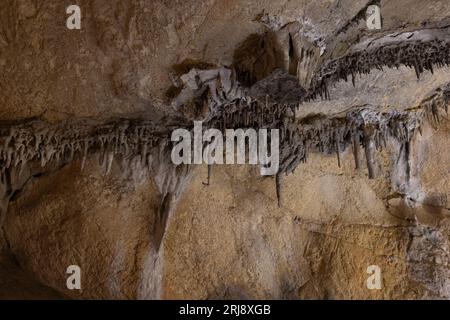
xmin=0 ymin=0 xmax=449 ymax=300
xmin=3 ymin=158 xmax=163 ymax=299
xmin=162 ymin=123 xmax=449 ymax=299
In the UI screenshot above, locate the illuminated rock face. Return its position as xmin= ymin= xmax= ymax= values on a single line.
xmin=0 ymin=0 xmax=450 ymax=299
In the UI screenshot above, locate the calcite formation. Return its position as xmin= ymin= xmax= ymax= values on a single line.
xmin=310 ymin=26 xmax=450 ymax=99
xmin=0 ymin=0 xmax=449 ymax=300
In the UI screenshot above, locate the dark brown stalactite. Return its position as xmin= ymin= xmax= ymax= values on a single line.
xmin=335 ymin=132 xmax=341 ymax=168
xmin=288 ymin=33 xmax=299 ymax=77
xmin=363 ymin=126 xmax=378 ymax=179
xmin=203 ymin=164 xmax=212 ymax=186
xmin=404 ymin=140 xmax=411 ymax=183
xmin=276 ymin=173 xmax=283 ymax=208
xmin=353 ymin=134 xmax=360 ymax=170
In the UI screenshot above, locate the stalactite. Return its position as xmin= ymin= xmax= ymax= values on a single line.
xmin=309 ymin=27 xmax=450 ymax=100
xmin=404 ymin=140 xmax=411 ymax=183
xmin=203 ymin=164 xmax=212 ymax=186
xmin=335 ymin=132 xmax=341 ymax=168
xmin=363 ymin=126 xmax=377 ymax=179
xmin=81 ymin=140 xmax=89 ymax=170
xmin=105 ymin=152 xmax=114 ymax=175
xmin=353 ymin=133 xmax=360 ymax=170
xmin=275 ymin=173 xmax=283 ymax=208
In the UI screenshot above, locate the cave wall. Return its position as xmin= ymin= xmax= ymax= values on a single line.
xmin=162 ymin=120 xmax=450 ymax=299
xmin=0 ymin=121 xmax=448 ymax=299
xmin=0 ymin=0 xmax=449 ymax=299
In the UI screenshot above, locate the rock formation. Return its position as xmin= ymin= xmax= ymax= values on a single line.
xmin=0 ymin=0 xmax=449 ymax=299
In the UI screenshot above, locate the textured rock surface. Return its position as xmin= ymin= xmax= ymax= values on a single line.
xmin=163 ymin=121 xmax=449 ymax=299
xmin=0 ymin=0 xmax=449 ymax=299
xmin=3 ymin=158 xmax=163 ymax=299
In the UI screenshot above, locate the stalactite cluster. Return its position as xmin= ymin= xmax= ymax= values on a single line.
xmin=0 ymin=117 xmax=194 ymax=248
xmin=310 ymin=27 xmax=450 ymax=99
xmin=278 ymin=108 xmax=420 ymax=175
xmin=419 ymin=82 xmax=450 ymax=128
xmin=204 ymin=95 xmax=424 ymax=178
xmin=1 ymin=25 xmax=450 ymax=210
xmin=0 ymin=119 xmax=166 ymax=181
xmin=1 ymin=79 xmax=447 ymax=210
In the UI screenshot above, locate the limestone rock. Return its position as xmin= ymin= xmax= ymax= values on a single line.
xmin=0 ymin=0 xmax=449 ymax=300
